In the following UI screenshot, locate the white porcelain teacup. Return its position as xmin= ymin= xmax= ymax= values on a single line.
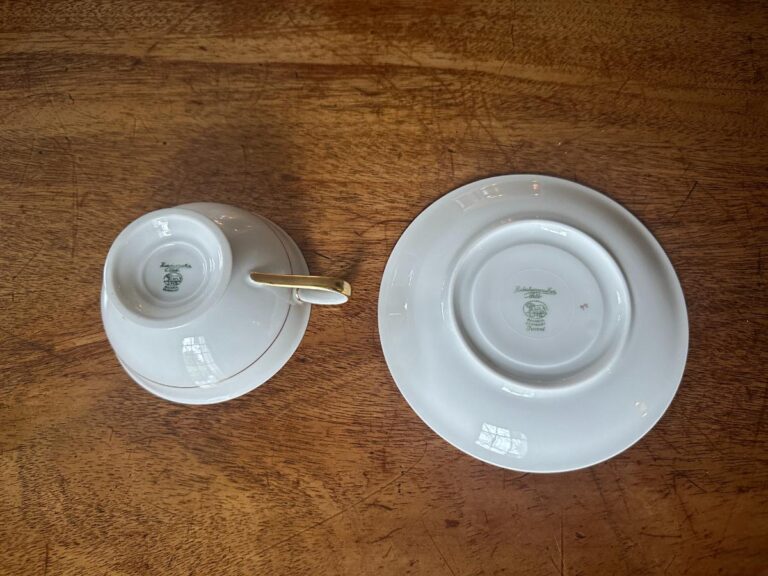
xmin=101 ymin=202 xmax=350 ymax=404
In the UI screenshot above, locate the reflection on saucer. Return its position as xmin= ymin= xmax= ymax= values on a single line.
xmin=475 ymin=423 xmax=528 ymax=458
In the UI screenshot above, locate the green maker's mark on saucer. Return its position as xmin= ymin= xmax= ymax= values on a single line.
xmin=516 ymin=286 xmax=557 ymax=332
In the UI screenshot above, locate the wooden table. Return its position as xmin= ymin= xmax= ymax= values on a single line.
xmin=2 ymin=2 xmax=766 ymax=574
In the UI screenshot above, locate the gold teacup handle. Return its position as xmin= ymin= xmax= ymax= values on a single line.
xmin=249 ymin=272 xmax=351 ymax=305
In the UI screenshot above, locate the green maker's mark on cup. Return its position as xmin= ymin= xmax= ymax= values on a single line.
xmin=160 ymin=262 xmax=192 ymax=292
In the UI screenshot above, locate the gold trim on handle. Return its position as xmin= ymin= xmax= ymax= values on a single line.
xmin=249 ymin=272 xmax=352 ymax=298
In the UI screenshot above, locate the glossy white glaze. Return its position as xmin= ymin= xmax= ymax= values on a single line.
xmin=378 ymin=175 xmax=688 ymax=472
xmin=102 ymin=203 xmax=311 ymax=403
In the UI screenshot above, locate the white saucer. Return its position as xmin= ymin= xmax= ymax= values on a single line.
xmin=378 ymin=175 xmax=688 ymax=472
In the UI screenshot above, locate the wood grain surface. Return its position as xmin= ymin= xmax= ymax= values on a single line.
xmin=1 ymin=1 xmax=767 ymax=574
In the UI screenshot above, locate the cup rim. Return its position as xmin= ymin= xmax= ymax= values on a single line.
xmin=103 ymin=207 xmax=233 ymax=329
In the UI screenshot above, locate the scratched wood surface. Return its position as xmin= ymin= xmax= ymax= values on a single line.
xmin=1 ymin=1 xmax=767 ymax=574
